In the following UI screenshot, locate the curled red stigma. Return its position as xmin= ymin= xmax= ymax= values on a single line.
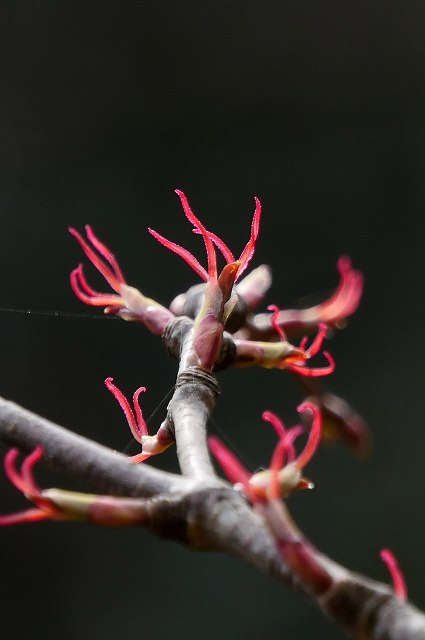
xmin=318 ymin=256 xmax=364 ymax=325
xmin=208 ymin=436 xmax=254 ymax=501
xmin=294 ymin=403 xmax=322 ymax=470
xmin=0 ymin=447 xmax=57 ymax=526
xmin=69 ymin=226 xmax=126 ymax=308
xmin=380 ymin=548 xmax=408 ymax=601
xmin=105 ymin=377 xmax=148 ymax=444
xmin=268 ymin=304 xmax=288 ymax=341
xmin=150 ymin=191 xmax=262 ymax=283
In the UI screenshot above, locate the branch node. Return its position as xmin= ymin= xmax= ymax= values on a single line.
xmin=175 ymin=367 xmax=220 ymax=397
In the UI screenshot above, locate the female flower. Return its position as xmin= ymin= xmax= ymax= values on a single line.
xmin=105 ymin=377 xmax=174 ymax=463
xmin=69 ymin=225 xmax=174 ymax=335
xmin=149 ymin=190 xmax=262 ymax=370
xmin=209 ymin=402 xmax=322 ymax=503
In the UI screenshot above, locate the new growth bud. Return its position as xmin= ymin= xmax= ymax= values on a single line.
xmin=209 ymin=402 xmax=322 ymax=503
xmin=69 ymin=225 xmax=173 ymax=334
xmin=105 ymin=377 xmax=174 ymax=462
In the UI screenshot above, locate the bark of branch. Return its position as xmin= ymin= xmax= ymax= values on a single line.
xmin=163 ymin=320 xmax=220 ymax=479
xmin=0 ymin=396 xmax=185 ymax=498
xmin=1 ymin=395 xmax=424 ymax=639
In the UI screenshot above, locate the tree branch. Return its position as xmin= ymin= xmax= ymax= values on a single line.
xmin=0 ymin=395 xmax=424 ymax=639
xmin=0 ymin=396 xmax=185 ymax=498
xmin=163 ymin=319 xmax=220 ymax=479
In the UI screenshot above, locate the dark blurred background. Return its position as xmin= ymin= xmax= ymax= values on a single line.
xmin=0 ymin=2 xmax=424 ymax=638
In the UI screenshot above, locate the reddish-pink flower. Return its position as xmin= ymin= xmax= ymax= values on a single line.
xmin=268 ymin=305 xmax=335 ymax=377
xmin=105 ymin=377 xmax=174 ymax=462
xmin=0 ymin=447 xmax=61 ymax=525
xmin=149 ymin=190 xmax=262 ymax=370
xmin=381 ymin=548 xmax=408 ymax=601
xmin=262 ymin=256 xmax=363 ymax=337
xmin=209 ymin=402 xmax=321 ymax=503
xmin=149 ymin=190 xmax=262 ymax=284
xmin=69 ymin=225 xmax=127 ymax=311
xmin=317 ymin=256 xmax=364 ymax=328
xmin=69 ymin=225 xmax=174 ymax=335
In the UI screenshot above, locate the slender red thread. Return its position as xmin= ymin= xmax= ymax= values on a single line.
xmin=150 ymin=190 xmax=261 ymax=283
xmin=0 ymin=446 xmax=58 ymax=526
xmin=380 ymin=548 xmax=408 ymax=601
xmin=294 ymin=403 xmax=322 ymax=470
xmin=267 ymin=304 xmax=288 ymax=341
xmin=104 ymin=377 xmax=148 ymax=444
xmin=208 ymin=436 xmax=254 ymax=500
xmin=69 ymin=226 xmax=126 ymax=308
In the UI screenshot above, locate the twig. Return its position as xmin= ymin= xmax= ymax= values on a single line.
xmin=0 ymin=395 xmax=424 ymax=639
